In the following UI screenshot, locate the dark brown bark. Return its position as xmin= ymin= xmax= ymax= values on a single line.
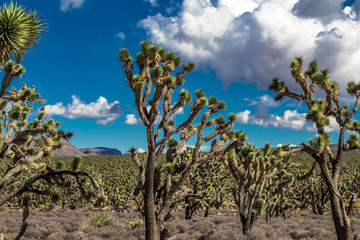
xmin=240 ymin=212 xmax=255 ymax=235
xmin=319 ymin=160 xmax=351 ymax=240
xmin=144 ymin=127 xmax=160 ymax=240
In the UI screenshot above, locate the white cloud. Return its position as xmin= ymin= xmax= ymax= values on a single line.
xmin=45 ymin=95 xmax=121 ymax=125
xmin=116 ymin=32 xmax=126 ymax=39
xmin=136 ymin=148 xmax=146 ymax=153
xmin=236 ymin=110 xmax=251 ymax=124
xmin=249 ymin=109 xmax=307 ymax=130
xmin=237 ymin=108 xmax=341 ymax=132
xmin=60 ymin=0 xmax=85 ymax=12
xmin=144 ymin=0 xmax=157 ymax=7
xmin=125 ymin=114 xmax=143 ymax=125
xmin=343 ymin=6 xmax=357 ymax=20
xmin=139 ymin=0 xmax=360 ymax=96
xmin=277 ymin=143 xmax=297 ymax=147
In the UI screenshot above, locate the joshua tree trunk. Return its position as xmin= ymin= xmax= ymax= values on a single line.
xmin=144 ymin=129 xmax=160 ymax=240
xmin=240 ymin=213 xmax=255 ymax=235
xmin=319 ymin=161 xmax=351 ymax=240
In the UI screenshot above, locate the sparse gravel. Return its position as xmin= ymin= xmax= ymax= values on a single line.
xmin=1 ymin=208 xmax=360 ymax=240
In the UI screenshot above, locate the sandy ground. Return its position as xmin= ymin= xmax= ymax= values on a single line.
xmin=1 ymin=208 xmax=360 ymax=240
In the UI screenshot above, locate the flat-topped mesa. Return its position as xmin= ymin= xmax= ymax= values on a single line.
xmin=79 ymin=147 xmax=122 ymax=156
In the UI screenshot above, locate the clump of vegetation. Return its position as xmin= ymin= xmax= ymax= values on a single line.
xmin=129 ymin=219 xmax=144 ymax=229
xmin=89 ymin=213 xmax=115 ymax=227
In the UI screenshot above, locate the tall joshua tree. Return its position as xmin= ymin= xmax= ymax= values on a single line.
xmin=224 ymin=143 xmax=294 ymax=234
xmin=269 ymin=57 xmax=360 ymax=240
xmin=119 ymin=41 xmax=243 ymax=240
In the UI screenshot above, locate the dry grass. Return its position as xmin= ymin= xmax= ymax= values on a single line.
xmin=0 ymin=209 xmax=359 ymax=239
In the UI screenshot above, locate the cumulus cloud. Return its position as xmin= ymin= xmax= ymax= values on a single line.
xmin=60 ymin=0 xmax=85 ymax=12
xmin=45 ymin=95 xmax=121 ymax=125
xmin=125 ymin=114 xmax=143 ymax=125
xmin=139 ymin=0 xmax=360 ymax=96
xmin=236 ymin=110 xmax=251 ymax=124
xmin=237 ymin=109 xmax=307 ymax=130
xmin=236 ymin=108 xmax=340 ymax=132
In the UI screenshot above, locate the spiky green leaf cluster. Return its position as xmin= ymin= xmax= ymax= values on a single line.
xmin=346 ymin=133 xmax=360 ymax=149
xmin=347 ymin=81 xmax=360 ymax=96
xmin=167 ymin=137 xmax=178 ymax=148
xmin=306 ymin=99 xmax=329 ymax=126
xmin=119 ymin=48 xmax=132 ymax=63
xmin=308 ymin=133 xmax=330 ymax=152
xmin=179 ymin=89 xmax=191 ymax=104
xmin=183 ymin=61 xmax=196 ymax=72
xmin=0 ymin=2 xmax=46 ymax=63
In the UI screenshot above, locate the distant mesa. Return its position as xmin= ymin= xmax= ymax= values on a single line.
xmin=53 ymin=139 xmax=122 ymax=156
xmin=79 ymin=147 xmax=122 ymax=156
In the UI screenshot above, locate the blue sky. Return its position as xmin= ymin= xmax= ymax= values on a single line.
xmin=10 ymin=0 xmax=360 ymax=152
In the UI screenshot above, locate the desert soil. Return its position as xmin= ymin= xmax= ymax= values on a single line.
xmin=1 ymin=209 xmax=360 ymax=240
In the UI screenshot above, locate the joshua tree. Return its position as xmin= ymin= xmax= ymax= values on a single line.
xmin=0 ymin=3 xmax=104 ymax=238
xmin=269 ymin=57 xmax=360 ymax=240
xmin=223 ymin=142 xmax=294 ymax=234
xmin=120 ymin=41 xmax=243 ymax=240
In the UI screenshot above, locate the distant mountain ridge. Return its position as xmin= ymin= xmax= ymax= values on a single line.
xmin=53 ymin=140 xmax=122 ymax=156
xmin=79 ymin=147 xmax=122 ymax=156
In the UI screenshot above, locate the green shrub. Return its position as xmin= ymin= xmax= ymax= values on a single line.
xmin=129 ymin=219 xmax=144 ymax=229
xmin=89 ymin=213 xmax=114 ymax=227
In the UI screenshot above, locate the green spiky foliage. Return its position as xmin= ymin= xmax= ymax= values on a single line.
xmin=223 ymin=143 xmax=294 ymax=234
xmin=269 ymin=57 xmax=360 ymax=240
xmin=0 ymin=1 xmax=46 ymax=64
xmin=183 ymin=148 xmax=234 ymax=219
xmin=120 ymin=41 xmax=243 ymax=240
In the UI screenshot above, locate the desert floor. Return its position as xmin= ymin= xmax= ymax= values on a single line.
xmin=1 ymin=209 xmax=360 ymax=240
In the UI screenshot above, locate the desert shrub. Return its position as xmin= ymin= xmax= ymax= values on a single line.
xmin=89 ymin=214 xmax=115 ymax=227
xmin=129 ymin=219 xmax=144 ymax=229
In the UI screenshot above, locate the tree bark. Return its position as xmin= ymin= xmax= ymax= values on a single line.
xmin=319 ymin=161 xmax=351 ymax=240
xmin=240 ymin=214 xmax=254 ymax=235
xmin=144 ymin=127 xmax=160 ymax=240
